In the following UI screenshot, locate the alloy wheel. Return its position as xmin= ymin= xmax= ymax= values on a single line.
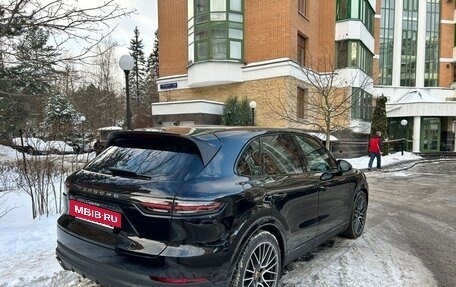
xmin=353 ymin=193 xmax=367 ymax=235
xmin=242 ymin=241 xmax=279 ymax=287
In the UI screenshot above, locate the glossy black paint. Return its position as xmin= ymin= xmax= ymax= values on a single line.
xmin=56 ymin=127 xmax=369 ymax=287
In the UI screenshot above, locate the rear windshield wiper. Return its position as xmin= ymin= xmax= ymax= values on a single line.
xmin=104 ymin=167 xmax=151 ymax=180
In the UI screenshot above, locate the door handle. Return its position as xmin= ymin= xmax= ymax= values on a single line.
xmin=318 ymin=186 xmax=327 ymax=192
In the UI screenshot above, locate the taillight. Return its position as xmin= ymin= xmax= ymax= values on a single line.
xmin=149 ymin=276 xmax=208 ymax=284
xmin=132 ymin=196 xmax=223 ymax=215
xmin=173 ymin=201 xmax=222 ymax=214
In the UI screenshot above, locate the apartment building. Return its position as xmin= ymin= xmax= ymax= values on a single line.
xmin=155 ymin=0 xmax=375 ymax=154
xmin=375 ymin=0 xmax=456 ymax=152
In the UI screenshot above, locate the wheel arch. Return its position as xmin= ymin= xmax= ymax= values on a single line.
xmin=228 ymin=216 xmax=286 ymax=280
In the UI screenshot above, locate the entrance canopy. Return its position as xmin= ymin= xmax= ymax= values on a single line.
xmin=387 ymin=89 xmax=456 ymax=117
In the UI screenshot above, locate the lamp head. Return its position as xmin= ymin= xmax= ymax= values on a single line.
xmin=119 ymin=55 xmax=135 ymax=71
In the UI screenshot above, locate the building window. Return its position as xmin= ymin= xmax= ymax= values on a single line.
xmin=336 ymin=0 xmax=348 ymax=19
xmin=336 ymin=0 xmax=374 ymax=34
xmin=297 ymin=87 xmax=308 ymax=119
xmin=298 ymin=0 xmax=308 ymax=16
xmin=188 ymin=0 xmax=243 ymax=63
xmin=379 ymin=0 xmax=395 ymax=85
xmin=297 ymin=34 xmax=307 ymax=67
xmin=400 ymin=0 xmax=418 ymax=87
xmin=336 ymin=40 xmax=373 ymax=75
xmin=453 ymin=64 xmax=456 ymax=83
xmin=424 ymin=0 xmax=440 ymax=87
xmin=351 ymin=88 xmax=372 ymax=121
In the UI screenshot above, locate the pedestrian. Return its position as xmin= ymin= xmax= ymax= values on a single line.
xmin=368 ymin=131 xmax=383 ymax=171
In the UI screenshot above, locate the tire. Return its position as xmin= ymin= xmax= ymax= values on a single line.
xmin=230 ymin=231 xmax=281 ymax=287
xmin=342 ymin=191 xmax=368 ymax=239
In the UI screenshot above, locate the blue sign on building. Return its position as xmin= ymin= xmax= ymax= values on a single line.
xmin=160 ymin=82 xmax=178 ymax=90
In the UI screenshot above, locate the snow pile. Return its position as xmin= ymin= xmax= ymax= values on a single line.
xmin=47 ymin=141 xmax=74 ymax=153
xmin=0 ymin=145 xmax=21 ymax=161
xmin=343 ymin=151 xmax=422 ymax=170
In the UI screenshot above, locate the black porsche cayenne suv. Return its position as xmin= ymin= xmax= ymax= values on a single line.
xmin=56 ymin=127 xmax=368 ymax=287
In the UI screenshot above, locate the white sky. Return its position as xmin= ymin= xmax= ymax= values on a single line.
xmin=72 ymin=0 xmax=158 ymax=61
xmin=111 ymin=0 xmax=158 ymax=56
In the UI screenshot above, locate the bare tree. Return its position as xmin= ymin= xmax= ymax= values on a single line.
xmin=266 ymin=45 xmax=373 ymax=149
xmin=0 ymin=0 xmax=134 ymax=66
xmin=91 ymin=37 xmax=120 ymax=93
xmin=0 ymin=162 xmax=19 ymax=219
xmin=69 ymin=40 xmax=123 ymax=134
xmin=54 ymin=60 xmax=79 ymax=97
xmin=0 ymin=0 xmax=134 ymax=136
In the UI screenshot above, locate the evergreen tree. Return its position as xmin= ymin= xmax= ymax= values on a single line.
xmin=144 ymin=30 xmax=159 ymax=106
xmin=12 ymin=28 xmax=60 ymax=96
xmin=128 ymin=27 xmax=146 ymax=115
xmin=44 ymin=94 xmax=77 ymax=139
xmin=145 ymin=52 xmax=159 ymax=104
xmin=150 ymin=30 xmax=159 ymax=78
xmin=221 ymin=96 xmax=252 ymax=126
xmin=0 ymin=28 xmax=59 ymax=137
xmin=370 ymin=95 xmax=389 ymax=155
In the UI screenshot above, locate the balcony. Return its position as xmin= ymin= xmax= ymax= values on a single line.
xmin=187 ymin=61 xmax=244 ymax=88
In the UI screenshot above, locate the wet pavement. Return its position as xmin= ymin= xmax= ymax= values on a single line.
xmin=366 ymin=160 xmax=456 ymax=287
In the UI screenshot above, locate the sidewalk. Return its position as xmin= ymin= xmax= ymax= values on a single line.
xmin=345 ymin=151 xmax=456 ymax=172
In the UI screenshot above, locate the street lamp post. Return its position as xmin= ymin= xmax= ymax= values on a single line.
xmin=249 ymin=101 xmax=257 ymax=126
xmin=119 ymin=55 xmax=135 ymax=130
xmin=400 ymin=119 xmax=408 ymax=156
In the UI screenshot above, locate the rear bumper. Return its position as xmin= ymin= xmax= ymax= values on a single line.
xmin=56 ymin=225 xmax=229 ymax=287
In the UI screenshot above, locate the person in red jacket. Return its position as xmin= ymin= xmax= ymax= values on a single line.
xmin=368 ymin=131 xmax=383 ymax=171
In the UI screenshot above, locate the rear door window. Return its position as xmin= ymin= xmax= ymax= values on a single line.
xmin=236 ymin=134 xmax=304 ymax=176
xmin=261 ymin=134 xmax=304 ymax=175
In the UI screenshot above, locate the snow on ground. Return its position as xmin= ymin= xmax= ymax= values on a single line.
xmin=0 ymin=145 xmax=22 ymax=161
xmin=343 ymin=151 xmax=423 ymax=170
xmin=0 ymin=147 xmax=429 ymax=287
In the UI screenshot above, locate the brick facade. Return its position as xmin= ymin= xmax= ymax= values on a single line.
xmin=158 ymin=0 xmax=337 ymax=75
xmin=159 ymin=77 xmax=291 ymax=127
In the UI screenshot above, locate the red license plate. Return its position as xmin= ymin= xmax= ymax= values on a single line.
xmin=69 ymin=200 xmax=122 ymax=228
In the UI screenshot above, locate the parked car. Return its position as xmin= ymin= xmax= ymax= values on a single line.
xmin=56 ymin=127 xmax=369 ymax=287
xmin=11 ymin=137 xmax=49 ymax=155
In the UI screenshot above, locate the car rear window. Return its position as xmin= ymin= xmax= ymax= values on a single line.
xmin=84 ymin=146 xmax=204 ymax=181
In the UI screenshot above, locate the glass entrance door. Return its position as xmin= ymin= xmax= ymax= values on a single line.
xmin=421 ymin=118 xmax=440 ymax=152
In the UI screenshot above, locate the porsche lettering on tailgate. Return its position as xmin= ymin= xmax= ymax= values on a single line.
xmin=69 ymin=200 xmax=121 ymax=228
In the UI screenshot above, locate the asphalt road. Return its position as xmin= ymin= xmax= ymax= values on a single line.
xmin=366 ymin=160 xmax=456 ymax=287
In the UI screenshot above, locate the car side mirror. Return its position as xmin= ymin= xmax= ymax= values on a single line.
xmin=337 ymin=159 xmax=352 ymax=173
xmin=320 ymin=160 xmax=352 ymax=181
